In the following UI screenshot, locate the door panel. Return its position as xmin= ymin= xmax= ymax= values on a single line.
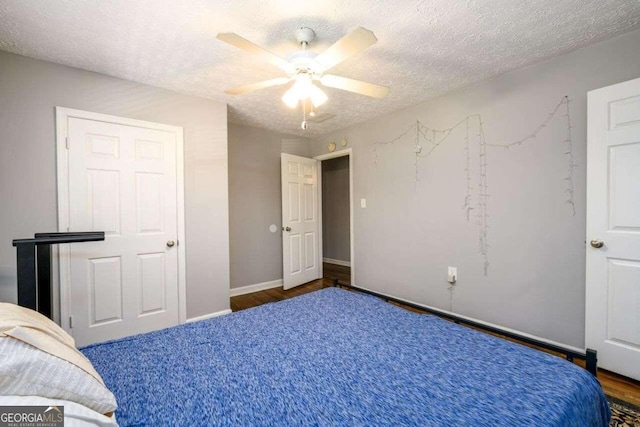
xmin=586 ymin=77 xmax=640 ymax=380
xmin=288 ymin=182 xmax=300 ymax=221
xmin=607 ymin=259 xmax=640 ymax=348
xmin=609 ymin=143 xmax=640 ymax=229
xmin=67 ymin=116 xmax=180 ymax=346
xmin=304 ymin=233 xmax=315 ymax=270
xmin=304 ymin=183 xmax=315 ymax=220
xmin=87 ymin=169 xmax=121 ymax=234
xmin=281 ymin=153 xmax=320 ymax=289
xmin=135 ymin=139 xmax=164 ymax=160
xmin=609 ymin=95 xmax=640 ymax=129
xmin=89 ymin=256 xmax=122 ymax=325
xmin=136 ymin=173 xmax=164 ymax=233
xmin=139 ymin=252 xmax=166 ymax=315
xmin=87 ymin=133 xmax=119 ymax=158
xmin=289 ymin=234 xmax=301 ymax=274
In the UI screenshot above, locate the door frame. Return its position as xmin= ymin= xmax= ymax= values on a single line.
xmin=55 ymin=107 xmax=187 ymax=330
xmin=314 ymin=148 xmax=355 ymax=286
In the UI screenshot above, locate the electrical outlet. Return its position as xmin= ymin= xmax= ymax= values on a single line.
xmin=448 ymin=267 xmax=457 ymax=284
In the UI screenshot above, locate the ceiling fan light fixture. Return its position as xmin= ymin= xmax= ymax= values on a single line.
xmin=281 ymin=73 xmax=328 ymax=109
xmin=282 ymin=88 xmax=299 ymax=108
xmin=281 ymin=76 xmax=307 ymax=108
xmin=308 ymin=84 xmax=328 ymax=108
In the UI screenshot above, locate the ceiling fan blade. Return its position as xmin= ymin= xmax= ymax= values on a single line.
xmin=217 ymin=33 xmax=292 ymax=73
xmin=320 ymin=75 xmax=389 ymax=98
xmin=314 ymin=27 xmax=378 ymax=72
xmin=224 ymin=77 xmax=291 ymax=95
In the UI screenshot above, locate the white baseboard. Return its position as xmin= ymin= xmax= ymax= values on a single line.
xmin=323 ymin=257 xmax=351 ymax=267
xmin=186 ymin=309 xmax=232 ymax=323
xmin=229 ymin=279 xmax=283 ymax=297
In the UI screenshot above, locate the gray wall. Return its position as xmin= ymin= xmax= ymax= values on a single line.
xmin=281 ymin=138 xmax=311 ymax=158
xmin=228 ymin=124 xmax=283 ymax=288
xmin=322 ymin=156 xmax=350 ymax=262
xmin=311 ymin=28 xmax=640 ymax=349
xmin=228 ymin=124 xmax=311 ymax=289
xmin=0 ymin=51 xmax=229 ymax=319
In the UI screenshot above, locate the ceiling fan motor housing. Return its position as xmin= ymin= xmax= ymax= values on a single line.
xmin=287 ymin=50 xmax=320 ymax=76
xmin=295 ymin=27 xmax=316 ymax=46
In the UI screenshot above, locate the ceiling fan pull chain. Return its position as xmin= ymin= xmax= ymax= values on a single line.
xmin=301 ymin=99 xmax=308 ymax=130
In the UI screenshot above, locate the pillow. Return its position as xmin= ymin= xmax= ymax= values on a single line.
xmin=0 ymin=303 xmax=117 ymax=415
xmin=0 ymin=395 xmax=117 ymax=427
xmin=0 ymin=303 xmax=101 ymax=381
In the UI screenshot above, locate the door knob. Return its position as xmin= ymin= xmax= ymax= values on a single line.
xmin=167 ymin=240 xmax=175 ymax=248
xmin=590 ymin=239 xmax=604 ymax=249
xmin=282 ymin=226 xmax=291 ymax=232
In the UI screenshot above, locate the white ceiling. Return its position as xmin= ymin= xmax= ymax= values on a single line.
xmin=1 ymin=1 xmax=640 ymax=137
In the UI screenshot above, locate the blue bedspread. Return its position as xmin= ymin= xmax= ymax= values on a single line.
xmin=82 ymin=288 xmax=610 ymax=426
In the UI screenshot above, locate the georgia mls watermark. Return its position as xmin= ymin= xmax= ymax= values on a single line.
xmin=0 ymin=406 xmax=64 ymax=427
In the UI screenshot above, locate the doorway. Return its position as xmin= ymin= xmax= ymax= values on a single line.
xmin=316 ymin=149 xmax=353 ymax=286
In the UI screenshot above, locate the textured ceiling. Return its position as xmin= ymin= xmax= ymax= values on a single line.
xmin=1 ymin=1 xmax=640 ymax=137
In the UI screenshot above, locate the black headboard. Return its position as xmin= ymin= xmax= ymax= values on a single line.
xmin=12 ymin=232 xmax=105 ymax=319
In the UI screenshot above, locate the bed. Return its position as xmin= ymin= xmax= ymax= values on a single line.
xmin=81 ymin=287 xmax=610 ymax=426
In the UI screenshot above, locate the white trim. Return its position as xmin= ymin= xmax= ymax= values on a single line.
xmin=323 ymin=257 xmax=351 ymax=267
xmin=55 ymin=110 xmax=70 ymax=327
xmin=314 ymin=148 xmax=355 ymax=286
xmin=229 ymin=279 xmax=283 ymax=297
xmin=316 ymin=160 xmax=324 ymax=281
xmin=314 ymin=148 xmax=353 ymax=161
xmin=354 ymin=285 xmax=585 ymax=354
xmin=174 ymin=126 xmax=187 ymax=324
xmin=186 ymin=309 xmax=232 ymax=323
xmin=56 ymin=107 xmax=185 ymax=132
xmin=55 ymin=107 xmax=187 ymax=330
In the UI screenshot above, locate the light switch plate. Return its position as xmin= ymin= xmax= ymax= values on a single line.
xmin=360 ymin=198 xmax=367 ymax=208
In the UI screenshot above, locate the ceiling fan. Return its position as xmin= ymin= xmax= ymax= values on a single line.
xmin=216 ymin=27 xmax=390 ymax=111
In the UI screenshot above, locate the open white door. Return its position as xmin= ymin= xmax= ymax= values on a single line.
xmin=281 ymin=153 xmax=320 ymax=290
xmin=586 ymin=77 xmax=640 ymax=380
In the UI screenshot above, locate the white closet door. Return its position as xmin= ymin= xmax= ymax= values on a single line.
xmin=66 ymin=115 xmax=180 ymax=346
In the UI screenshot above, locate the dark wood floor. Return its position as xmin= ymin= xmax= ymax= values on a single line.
xmin=230 ymin=263 xmax=640 ymax=406
xmin=230 ymin=263 xmax=348 ymax=312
